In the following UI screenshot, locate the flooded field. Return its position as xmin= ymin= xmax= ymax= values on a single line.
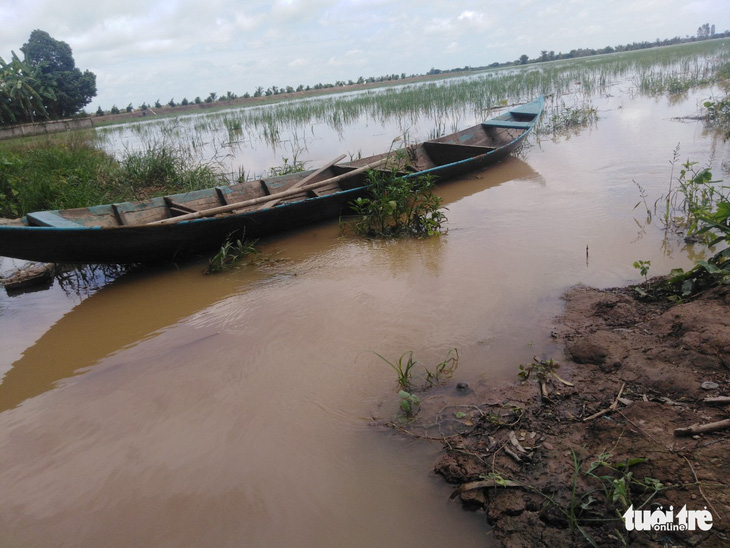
xmin=1 ymin=45 xmax=729 ymax=546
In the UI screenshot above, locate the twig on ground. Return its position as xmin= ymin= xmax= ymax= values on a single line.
xmin=674 ymin=418 xmax=730 ymax=437
xmin=702 ymin=396 xmax=730 ymax=405
xmin=683 ymin=455 xmax=722 ymax=521
xmin=583 ymin=382 xmax=626 ymax=422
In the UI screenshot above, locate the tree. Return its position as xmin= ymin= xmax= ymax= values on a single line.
xmin=0 ymin=51 xmax=54 ymax=124
xmin=20 ymin=30 xmax=96 ymax=119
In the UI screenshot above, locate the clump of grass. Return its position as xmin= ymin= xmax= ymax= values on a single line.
xmin=0 ymin=135 xmax=229 ymax=217
xmin=374 ymin=348 xmax=459 ymax=419
xmin=205 ymin=233 xmax=258 ymax=274
xmin=541 ymin=100 xmax=598 ymax=135
xmin=116 ymin=143 xmax=226 ymax=199
xmin=349 ymin=171 xmax=447 ymax=238
xmin=374 ymin=350 xmax=419 ymax=391
xmin=0 ymin=135 xmax=118 ymax=216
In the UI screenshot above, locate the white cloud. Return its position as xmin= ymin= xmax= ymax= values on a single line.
xmin=0 ymin=0 xmax=727 ymax=110
xmin=457 ymin=10 xmax=490 ymax=29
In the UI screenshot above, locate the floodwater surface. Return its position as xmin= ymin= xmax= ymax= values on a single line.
xmin=0 ymin=86 xmax=728 ymax=547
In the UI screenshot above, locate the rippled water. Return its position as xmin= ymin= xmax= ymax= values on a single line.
xmin=0 ymin=85 xmax=728 ymax=547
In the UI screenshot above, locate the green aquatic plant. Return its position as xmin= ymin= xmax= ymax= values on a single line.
xmin=398 ymin=391 xmax=420 ymax=416
xmin=424 ymin=347 xmax=459 ymax=387
xmin=205 ymin=233 xmax=258 ymax=274
xmin=374 ymin=350 xmax=418 ymax=391
xmin=374 ymin=347 xmax=460 ymax=393
xmin=349 ymin=171 xmax=447 ymax=238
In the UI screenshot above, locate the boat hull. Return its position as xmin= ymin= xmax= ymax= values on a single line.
xmin=0 ymin=97 xmax=544 ymax=264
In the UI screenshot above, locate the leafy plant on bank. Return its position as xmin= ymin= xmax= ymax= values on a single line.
xmin=633 ymin=260 xmax=651 ymax=281
xmin=517 ymin=356 xmax=574 ymax=400
xmin=349 ymin=171 xmax=447 ymax=238
xmin=560 ymin=448 xmax=666 ymax=545
xmin=632 ymin=149 xmax=730 ymax=299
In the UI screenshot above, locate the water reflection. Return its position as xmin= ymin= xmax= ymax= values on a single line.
xmin=0 ymin=264 xmax=252 ymax=412
xmin=0 ymin=157 xmax=538 ymax=413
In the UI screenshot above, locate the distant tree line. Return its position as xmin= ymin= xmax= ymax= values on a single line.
xmin=0 ymin=30 xmax=96 ymax=125
xmin=107 ymin=22 xmax=722 ymax=118
xmin=95 ymin=73 xmax=414 ymax=117
xmin=2 ymin=24 xmax=726 ymax=123
xmin=465 ymin=23 xmax=728 ymax=69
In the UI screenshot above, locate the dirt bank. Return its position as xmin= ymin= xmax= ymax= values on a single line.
xmin=406 ymin=282 xmax=730 ymax=546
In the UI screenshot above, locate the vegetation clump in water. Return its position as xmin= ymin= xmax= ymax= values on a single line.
xmin=205 ymin=234 xmax=258 ymax=274
xmin=349 ymin=171 xmax=447 ymax=238
xmin=633 ymin=150 xmax=730 ymax=300
xmin=373 ymin=348 xmax=459 ymax=420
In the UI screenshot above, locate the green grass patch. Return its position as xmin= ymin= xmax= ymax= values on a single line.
xmin=0 ymin=134 xmax=228 ymax=217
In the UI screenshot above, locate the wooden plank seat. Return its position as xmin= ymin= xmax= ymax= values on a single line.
xmin=112 ymin=204 xmax=130 ymax=225
xmin=310 ymin=181 xmax=343 ymax=197
xmin=481 ymin=120 xmax=534 ymax=130
xmin=26 ymin=210 xmax=83 ymax=228
xmin=215 ymin=187 xmax=230 ymax=205
xmin=164 ymin=197 xmax=198 ymax=216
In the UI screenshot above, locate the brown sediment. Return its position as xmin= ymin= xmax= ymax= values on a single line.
xmin=403 ymin=282 xmax=730 ymax=546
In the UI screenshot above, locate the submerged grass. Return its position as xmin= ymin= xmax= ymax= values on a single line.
xmin=94 ymin=41 xmax=729 ymax=168
xmin=205 ymin=233 xmax=258 ymax=274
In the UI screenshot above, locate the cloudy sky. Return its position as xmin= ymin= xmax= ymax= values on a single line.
xmin=1 ymin=0 xmax=728 ymax=111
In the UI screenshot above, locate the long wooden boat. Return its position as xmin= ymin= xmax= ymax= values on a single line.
xmin=0 ymin=96 xmax=544 ymax=264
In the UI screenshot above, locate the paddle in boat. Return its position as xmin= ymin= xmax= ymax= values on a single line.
xmin=0 ymin=96 xmax=544 ymax=264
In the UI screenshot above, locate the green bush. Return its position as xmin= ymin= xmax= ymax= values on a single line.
xmin=349 ymin=171 xmax=447 ymax=238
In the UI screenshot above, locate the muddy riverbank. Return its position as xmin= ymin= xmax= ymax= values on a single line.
xmin=408 ymin=280 xmax=730 ymax=546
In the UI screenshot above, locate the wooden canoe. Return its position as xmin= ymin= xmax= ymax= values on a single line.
xmin=0 ymin=96 xmax=544 ymax=264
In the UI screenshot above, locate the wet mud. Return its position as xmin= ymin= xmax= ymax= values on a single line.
xmin=410 ymin=282 xmax=730 ymax=546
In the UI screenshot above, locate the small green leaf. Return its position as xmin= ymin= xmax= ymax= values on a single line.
xmin=697 ymin=260 xmax=723 ymax=274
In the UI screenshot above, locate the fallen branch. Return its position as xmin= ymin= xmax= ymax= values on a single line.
xmin=674 ymin=418 xmax=730 ymax=437
xmin=702 ymin=396 xmax=730 ymax=405
xmin=449 ymin=478 xmax=522 ymax=500
xmin=583 ymin=382 xmax=626 ymax=422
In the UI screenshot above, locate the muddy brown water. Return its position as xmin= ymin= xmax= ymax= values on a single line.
xmin=1 ymin=89 xmax=728 ymax=547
